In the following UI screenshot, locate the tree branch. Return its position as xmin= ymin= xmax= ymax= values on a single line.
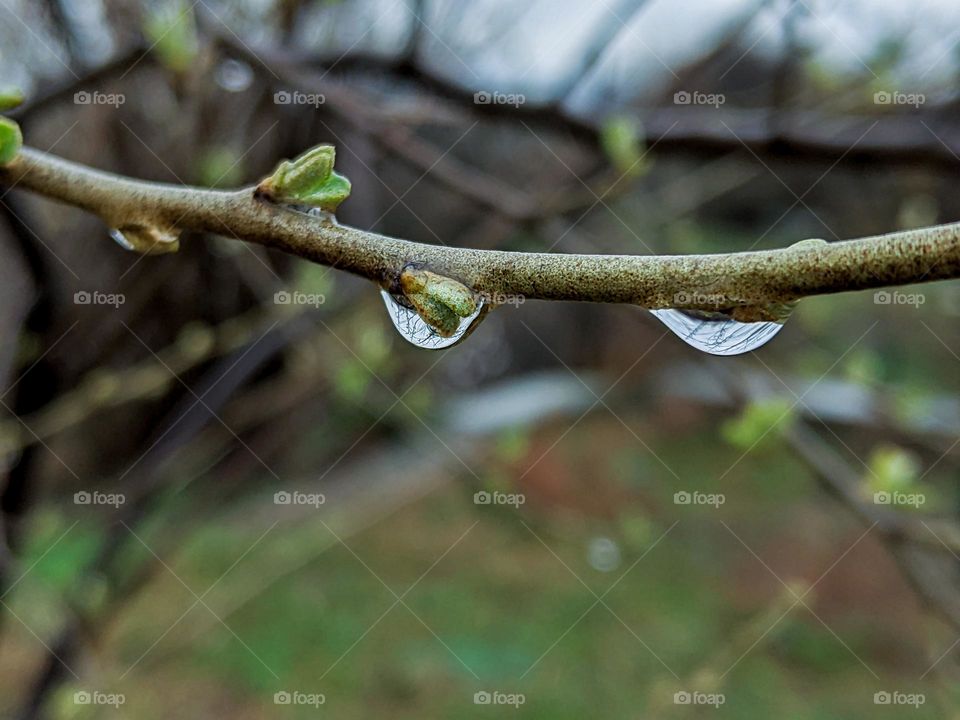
xmin=2 ymin=146 xmax=959 ymax=316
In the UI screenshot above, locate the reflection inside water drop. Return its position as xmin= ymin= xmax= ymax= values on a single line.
xmin=651 ymin=309 xmax=786 ymax=356
xmin=381 ymin=289 xmax=484 ymax=350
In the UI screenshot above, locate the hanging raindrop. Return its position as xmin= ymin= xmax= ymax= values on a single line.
xmin=652 ymin=238 xmax=820 ymax=355
xmin=109 ymin=228 xmax=135 ymax=251
xmin=306 ymin=206 xmax=338 ymax=224
xmin=651 ymin=308 xmax=788 ymax=356
xmin=108 ymin=225 xmax=180 ymax=255
xmin=381 ymin=289 xmax=485 ymax=350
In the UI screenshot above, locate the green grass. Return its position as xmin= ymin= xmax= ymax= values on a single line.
xmin=2 ymin=415 xmax=948 ymax=719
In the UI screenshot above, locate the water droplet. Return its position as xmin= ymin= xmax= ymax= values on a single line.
xmin=215 ymin=59 xmax=254 ymax=93
xmin=381 ymin=289 xmax=485 ymax=350
xmin=109 ymin=225 xmax=180 ymax=255
xmin=651 ymin=309 xmax=786 ymax=356
xmin=109 ymin=228 xmax=135 ymax=251
xmin=307 ymin=206 xmax=338 ymax=224
xmin=587 ymin=537 xmax=621 ymax=572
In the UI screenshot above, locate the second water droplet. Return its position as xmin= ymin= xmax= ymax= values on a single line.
xmin=651 ymin=309 xmax=786 ymax=356
xmin=381 ymin=289 xmax=485 ymax=350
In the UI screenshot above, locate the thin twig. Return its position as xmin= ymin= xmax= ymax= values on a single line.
xmin=2 ymin=146 xmax=960 ymax=316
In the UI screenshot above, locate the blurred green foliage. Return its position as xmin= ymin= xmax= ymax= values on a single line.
xmin=600 ymin=116 xmax=647 ymax=178
xmin=144 ymin=0 xmax=200 ymax=74
xmin=722 ymin=398 xmax=796 ymax=450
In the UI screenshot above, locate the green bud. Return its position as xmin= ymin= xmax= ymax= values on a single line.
xmin=0 ymin=117 xmax=22 ymax=165
xmin=0 ymin=87 xmax=24 ymax=112
xmin=399 ymin=267 xmax=478 ymax=338
xmin=258 ymin=144 xmax=351 ymax=213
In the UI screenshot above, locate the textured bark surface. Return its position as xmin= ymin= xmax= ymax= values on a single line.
xmin=3 ymin=147 xmax=958 ymax=318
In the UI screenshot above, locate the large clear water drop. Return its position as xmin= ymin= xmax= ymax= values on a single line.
xmin=651 ymin=309 xmax=786 ymax=356
xmin=381 ymin=289 xmax=485 ymax=350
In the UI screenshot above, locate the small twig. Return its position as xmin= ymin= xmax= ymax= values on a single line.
xmin=785 ymin=421 xmax=960 ymax=637
xmin=0 ymin=305 xmax=290 ymax=456
xmin=9 ymin=45 xmax=147 ymax=121
xmin=709 ymin=363 xmax=960 ymax=636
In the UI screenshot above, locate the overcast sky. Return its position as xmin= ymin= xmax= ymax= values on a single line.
xmin=4 ymin=0 xmax=959 ymax=118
